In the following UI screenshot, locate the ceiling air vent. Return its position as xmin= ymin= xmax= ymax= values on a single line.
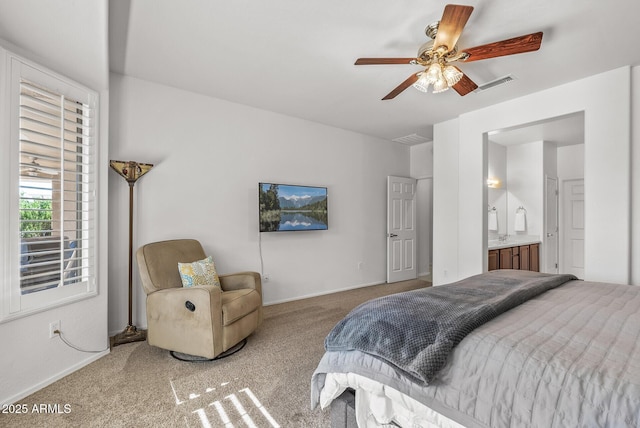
xmin=392 ymin=133 xmax=430 ymax=145
xmin=475 ymin=75 xmax=516 ymax=92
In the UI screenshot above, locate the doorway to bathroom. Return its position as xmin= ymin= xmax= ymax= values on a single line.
xmin=486 ymin=112 xmax=585 ymax=275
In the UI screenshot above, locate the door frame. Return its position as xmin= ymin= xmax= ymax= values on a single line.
xmin=544 ymin=175 xmax=559 ymax=273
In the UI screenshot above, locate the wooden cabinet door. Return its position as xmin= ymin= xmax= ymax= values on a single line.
xmin=530 ymin=244 xmax=540 ymax=272
xmin=499 ymin=247 xmax=512 ymax=269
xmin=489 ymin=244 xmax=539 ymax=272
xmin=519 ymin=245 xmax=530 ymax=270
xmin=488 ymin=250 xmax=499 ymax=271
xmin=512 ymin=246 xmax=520 ymax=270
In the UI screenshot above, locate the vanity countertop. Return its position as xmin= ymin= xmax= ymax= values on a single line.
xmin=488 ymin=237 xmax=541 ymax=250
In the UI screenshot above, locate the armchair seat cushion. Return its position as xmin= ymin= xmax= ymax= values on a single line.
xmin=222 ymin=289 xmax=261 ymax=326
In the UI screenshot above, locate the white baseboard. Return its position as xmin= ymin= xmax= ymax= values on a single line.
xmin=264 ymin=280 xmax=386 ymax=306
xmin=2 ymin=349 xmax=109 ymax=406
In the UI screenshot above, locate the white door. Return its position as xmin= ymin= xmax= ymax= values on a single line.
xmin=562 ymin=179 xmax=585 ymax=278
xmin=387 ymin=176 xmax=417 ymax=283
xmin=544 ymin=176 xmax=559 ymax=273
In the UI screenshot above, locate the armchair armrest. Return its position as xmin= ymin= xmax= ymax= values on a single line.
xmin=146 ymin=285 xmax=224 ymax=357
xmin=219 ymin=271 xmax=262 ymax=295
xmin=147 ymin=285 xmax=223 ymax=319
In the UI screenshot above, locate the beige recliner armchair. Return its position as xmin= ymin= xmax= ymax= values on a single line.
xmin=136 ymin=239 xmax=263 ymax=359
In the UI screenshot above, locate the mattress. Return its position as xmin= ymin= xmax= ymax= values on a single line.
xmin=312 ymin=278 xmax=640 ymax=427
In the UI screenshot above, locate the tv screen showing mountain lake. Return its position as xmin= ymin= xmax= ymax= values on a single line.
xmin=259 ymin=183 xmax=328 ymax=232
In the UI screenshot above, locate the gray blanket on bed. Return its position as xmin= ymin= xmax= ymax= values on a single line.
xmin=324 ymin=270 xmax=577 ymax=384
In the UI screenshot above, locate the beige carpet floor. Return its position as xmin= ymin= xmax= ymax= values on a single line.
xmin=1 ymin=279 xmax=429 ymax=428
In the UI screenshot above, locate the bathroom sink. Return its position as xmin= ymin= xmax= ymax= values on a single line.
xmin=488 ymin=239 xmax=510 ymax=248
xmin=489 ymin=237 xmax=541 ymax=249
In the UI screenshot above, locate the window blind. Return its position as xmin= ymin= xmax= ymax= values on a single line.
xmin=18 ymin=78 xmax=95 ymax=295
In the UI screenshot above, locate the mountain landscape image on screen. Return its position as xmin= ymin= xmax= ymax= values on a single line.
xmin=259 ymin=183 xmax=328 ymax=232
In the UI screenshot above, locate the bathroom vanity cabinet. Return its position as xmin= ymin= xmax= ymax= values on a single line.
xmin=488 ymin=243 xmax=539 ymax=272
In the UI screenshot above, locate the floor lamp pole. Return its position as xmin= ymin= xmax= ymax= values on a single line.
xmin=127 ymin=182 xmax=134 ymax=327
xmin=110 ymin=160 xmax=154 ymax=347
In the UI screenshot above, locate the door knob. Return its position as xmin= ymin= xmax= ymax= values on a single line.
xmin=546 ymin=232 xmax=554 ymax=237
xmin=389 ymin=233 xmax=398 ymax=238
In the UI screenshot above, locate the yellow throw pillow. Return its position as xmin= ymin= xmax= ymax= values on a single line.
xmin=178 ymin=256 xmax=221 ymax=288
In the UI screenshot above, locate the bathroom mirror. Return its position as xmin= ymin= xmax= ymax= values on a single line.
xmin=487 ymin=140 xmax=508 ymax=240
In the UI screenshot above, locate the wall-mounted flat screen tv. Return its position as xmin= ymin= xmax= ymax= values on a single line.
xmin=259 ymin=183 xmax=328 ymax=232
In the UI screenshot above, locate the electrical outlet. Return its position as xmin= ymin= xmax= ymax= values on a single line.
xmin=49 ymin=321 xmax=60 ymax=339
xmin=263 ymin=273 xmax=270 ymax=282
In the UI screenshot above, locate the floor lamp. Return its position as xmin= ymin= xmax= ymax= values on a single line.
xmin=110 ymin=160 xmax=154 ymax=347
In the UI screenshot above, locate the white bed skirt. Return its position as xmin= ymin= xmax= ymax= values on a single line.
xmin=321 ymin=372 xmax=465 ymax=428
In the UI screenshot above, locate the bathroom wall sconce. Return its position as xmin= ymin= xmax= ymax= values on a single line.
xmin=487 ymin=178 xmax=501 ymax=188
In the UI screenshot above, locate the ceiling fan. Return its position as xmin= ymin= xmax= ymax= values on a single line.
xmin=355 ymin=4 xmax=543 ymax=99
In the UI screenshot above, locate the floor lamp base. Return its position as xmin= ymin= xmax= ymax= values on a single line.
xmin=111 ymin=324 xmax=147 ymax=348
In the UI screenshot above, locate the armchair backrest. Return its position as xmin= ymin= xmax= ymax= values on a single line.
xmin=137 ymin=239 xmax=206 ymax=294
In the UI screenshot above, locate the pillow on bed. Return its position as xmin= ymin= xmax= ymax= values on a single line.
xmin=178 ymin=256 xmax=221 ymax=288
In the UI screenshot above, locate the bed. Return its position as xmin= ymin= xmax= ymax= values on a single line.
xmin=311 ymin=270 xmax=640 ymax=427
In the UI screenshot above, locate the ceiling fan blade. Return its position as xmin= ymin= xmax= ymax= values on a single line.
xmin=462 ymin=32 xmax=543 ymax=62
xmin=433 ymin=4 xmax=474 ymax=53
xmin=355 ymin=58 xmax=417 ymax=65
xmin=452 ymin=69 xmax=478 ymax=96
xmin=382 ymin=73 xmax=419 ymax=100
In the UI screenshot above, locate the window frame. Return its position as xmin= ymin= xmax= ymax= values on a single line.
xmin=1 ymin=48 xmax=99 ymax=322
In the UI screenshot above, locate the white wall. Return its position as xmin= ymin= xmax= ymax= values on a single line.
xmin=543 ymin=141 xmax=558 ymax=182
xmin=410 ymin=142 xmax=433 ymax=277
xmin=542 ymin=141 xmax=558 ymax=271
xmin=410 ymin=142 xmax=433 ymax=178
xmin=558 ymin=144 xmax=585 ymax=180
xmin=0 ymin=1 xmax=110 ymax=405
xmin=632 ymin=66 xmax=640 ymax=286
xmin=487 ymin=142 xmax=507 ymax=237
xmin=432 ymin=119 xmax=460 ymax=285
xmin=506 ymin=142 xmax=543 ymax=237
xmin=433 ymin=67 xmax=631 ymax=285
xmin=108 ymin=73 xmax=410 ymax=333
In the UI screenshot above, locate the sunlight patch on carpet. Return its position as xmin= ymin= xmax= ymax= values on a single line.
xmin=171 ymin=378 xmax=280 ymax=427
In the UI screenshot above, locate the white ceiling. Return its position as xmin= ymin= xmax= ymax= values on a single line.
xmin=3 ymin=0 xmax=635 ymax=145
xmin=108 ymin=0 xmax=640 ymax=143
xmin=0 ymin=0 xmax=108 ymax=91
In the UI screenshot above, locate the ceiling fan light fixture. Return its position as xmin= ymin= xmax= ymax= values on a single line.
xmin=413 ymin=63 xmax=459 ymax=94
xmin=443 ymin=65 xmax=463 ymax=86
xmin=432 ymin=77 xmax=450 ymax=93
xmin=426 ymin=62 xmax=443 ymax=83
xmin=412 ymin=72 xmax=431 ymax=93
